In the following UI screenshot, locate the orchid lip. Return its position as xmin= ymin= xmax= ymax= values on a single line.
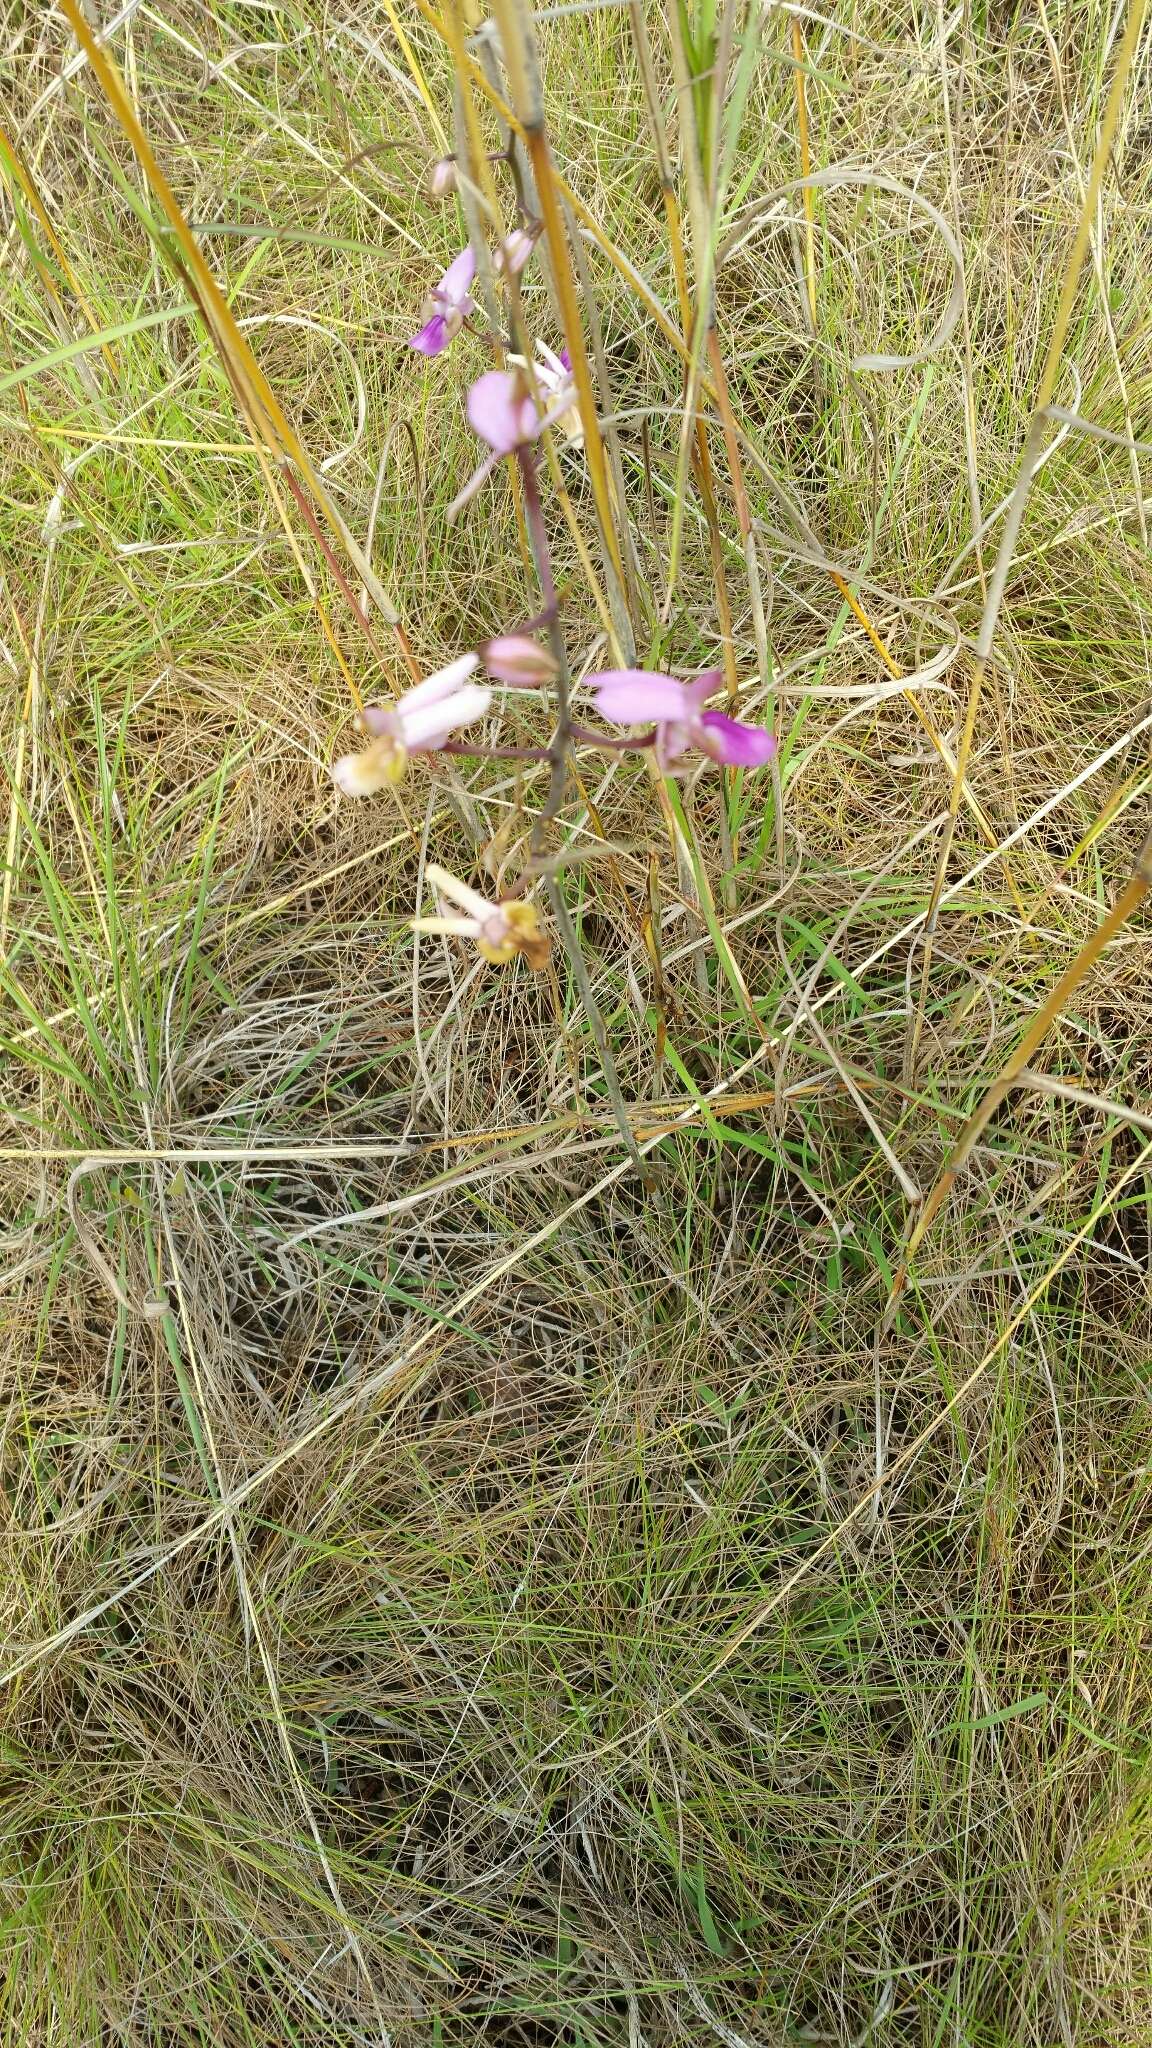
xmin=409 ymin=315 xmax=448 ymax=357
xmin=696 ymin=709 xmax=778 ymax=766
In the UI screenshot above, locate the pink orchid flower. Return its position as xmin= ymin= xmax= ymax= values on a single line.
xmin=333 ymin=655 xmax=491 ymax=792
xmin=413 ymin=864 xmax=549 ymax=969
xmin=449 ymin=361 xmax=586 ymax=520
xmin=447 ymin=368 xmax=543 ymax=520
xmin=426 ymin=156 xmax=457 ymax=199
xmin=588 ymin=668 xmax=777 ymax=773
xmin=467 ymin=367 xmax=544 ymax=453
xmin=408 ymin=246 xmax=476 ymax=357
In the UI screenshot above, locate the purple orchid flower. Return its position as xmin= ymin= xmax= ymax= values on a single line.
xmin=447 ymin=368 xmax=544 ymax=520
xmin=494 ymin=227 xmax=536 ymax=278
xmin=408 ymin=246 xmax=477 ymax=357
xmin=426 ymin=157 xmax=457 ymax=199
xmin=588 ymin=668 xmax=777 ymax=773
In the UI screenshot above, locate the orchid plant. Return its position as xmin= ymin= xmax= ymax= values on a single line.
xmin=335 ymin=203 xmax=777 ymax=971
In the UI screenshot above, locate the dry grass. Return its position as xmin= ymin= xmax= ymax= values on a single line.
xmin=2 ymin=0 xmax=1152 ymax=2041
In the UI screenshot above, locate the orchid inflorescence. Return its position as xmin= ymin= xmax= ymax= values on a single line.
xmin=334 ymin=224 xmax=778 ymax=969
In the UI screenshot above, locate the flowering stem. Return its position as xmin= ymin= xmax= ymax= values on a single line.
xmin=514 ymin=606 xmax=555 ymax=636
xmin=509 ymin=434 xmax=646 ymax=1179
xmin=517 ymin=446 xmax=572 ymax=861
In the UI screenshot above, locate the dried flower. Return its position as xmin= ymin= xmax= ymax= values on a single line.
xmin=408 ymin=246 xmax=476 ymax=357
xmin=413 ymin=864 xmax=549 ymax=968
xmin=588 ymin=668 xmax=777 ymax=773
xmin=333 ymin=656 xmax=491 ymax=792
xmin=481 ymin=633 xmax=559 ymax=685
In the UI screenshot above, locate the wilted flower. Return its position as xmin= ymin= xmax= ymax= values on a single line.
xmin=426 ymin=156 xmax=458 ymax=199
xmin=494 ymin=226 xmax=536 ymax=278
xmin=333 ymin=656 xmax=491 ymax=792
xmin=413 ymin=864 xmax=550 ymax=968
xmin=481 ymin=633 xmax=558 ymax=685
xmin=588 ymin=668 xmax=777 ymax=773
xmin=408 ymin=246 xmax=476 ymax=357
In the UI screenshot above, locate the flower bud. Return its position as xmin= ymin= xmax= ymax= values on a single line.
xmin=494 ymin=227 xmax=536 ymax=279
xmin=427 ymin=156 xmax=458 ymax=199
xmin=481 ymin=634 xmax=559 ymax=685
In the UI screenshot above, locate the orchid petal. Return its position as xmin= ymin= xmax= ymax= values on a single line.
xmin=535 ymin=342 xmax=567 ymax=384
xmin=495 ymin=229 xmax=534 ymax=277
xmin=427 ymin=157 xmax=458 ymax=200
xmin=467 ymin=370 xmax=540 ymax=452
xmin=482 ymin=634 xmax=558 ymax=684
xmin=588 ymin=671 xmax=689 ymax=723
xmin=697 ymin=710 xmax=777 ymax=767
xmin=654 ymin=721 xmax=694 ymax=772
xmin=359 ymin=705 xmax=400 ymax=738
xmin=401 ymin=682 xmax=492 ymax=749
xmin=412 ymin=912 xmax=480 ymax=937
xmin=408 ymin=314 xmax=449 ymax=357
xmin=439 ymin=244 xmax=476 ymax=302
xmin=397 ymin=652 xmax=481 ymax=714
xmin=539 ymin=392 xmax=584 ymax=444
xmin=425 ymin=864 xmax=496 ymax=922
